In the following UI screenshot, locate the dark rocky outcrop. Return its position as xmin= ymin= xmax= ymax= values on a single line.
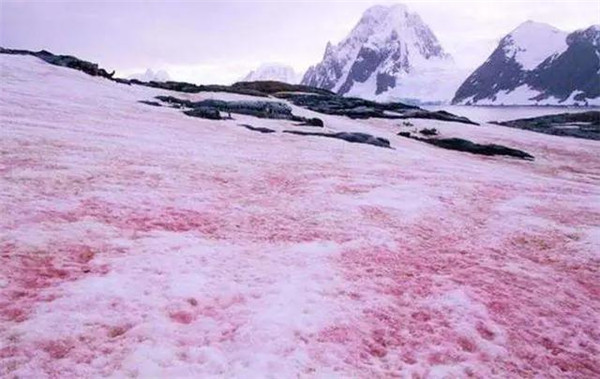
xmin=284 ymin=131 xmax=391 ymax=148
xmin=397 ymin=133 xmax=534 ymax=160
xmin=239 ymin=124 xmax=276 ymax=134
xmin=276 ymin=92 xmax=416 ymax=119
xmin=230 ymin=81 xmax=334 ymax=96
xmin=155 ymin=96 xmax=298 ymax=120
xmin=183 ymin=107 xmax=222 ymax=120
xmin=138 ymin=100 xmax=162 ymax=107
xmin=395 ymin=110 xmax=479 ymax=125
xmin=491 ymin=111 xmax=600 ymax=140
xmin=1 ymin=47 xmax=116 ymax=79
xmin=419 ymin=128 xmax=438 ymax=136
xmin=274 ymin=93 xmax=477 ymax=125
xmin=297 ymin=118 xmax=324 ymax=127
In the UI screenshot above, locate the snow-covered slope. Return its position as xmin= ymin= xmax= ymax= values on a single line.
xmin=453 ymin=22 xmax=600 ymax=106
xmin=128 ymin=68 xmax=171 ymax=82
xmin=1 ymin=53 xmax=600 ymax=378
xmin=241 ymin=63 xmax=300 ymax=84
xmin=302 ymin=4 xmax=462 ymax=104
xmin=504 ymin=21 xmax=568 ymax=70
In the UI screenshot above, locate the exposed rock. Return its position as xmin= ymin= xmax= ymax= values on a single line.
xmin=183 ymin=107 xmax=221 ymax=120
xmin=275 ymin=92 xmax=417 ymax=119
xmin=395 ymin=110 xmax=479 ymax=125
xmin=284 ymin=130 xmax=391 ymax=148
xmin=231 ymin=81 xmax=334 ymax=96
xmin=145 ymin=81 xmax=268 ymax=97
xmin=297 ymin=118 xmax=324 ymax=127
xmin=155 ymin=96 xmax=297 ymax=120
xmin=239 ymin=124 xmax=276 ymax=134
xmin=0 ymin=48 xmax=115 ymax=79
xmin=275 ymin=93 xmax=476 ymax=124
xmin=491 ymin=111 xmax=600 ymax=140
xmin=419 ymin=128 xmax=438 ymax=136
xmin=397 ymin=133 xmax=533 ymax=160
xmin=155 ymin=95 xmax=193 ymax=107
xmin=138 ymin=100 xmax=162 ymax=107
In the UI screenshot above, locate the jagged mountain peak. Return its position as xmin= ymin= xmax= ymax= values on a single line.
xmin=501 ymin=21 xmax=568 ymax=70
xmin=302 ymin=3 xmax=458 ymax=104
xmin=241 ymin=63 xmax=300 ymax=84
xmin=343 ymin=3 xmax=447 ymax=59
xmin=128 ymin=68 xmax=170 ymax=82
xmin=452 ymin=21 xmax=599 ymax=106
xmin=568 ymin=24 xmax=600 ymax=47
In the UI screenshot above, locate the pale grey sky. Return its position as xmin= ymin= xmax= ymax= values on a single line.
xmin=1 ymin=0 xmax=598 ymax=84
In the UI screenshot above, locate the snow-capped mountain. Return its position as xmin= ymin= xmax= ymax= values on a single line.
xmin=241 ymin=63 xmax=300 ymax=84
xmin=128 ymin=68 xmax=171 ymax=82
xmin=452 ymin=22 xmax=600 ymax=106
xmin=301 ymin=4 xmax=463 ymax=104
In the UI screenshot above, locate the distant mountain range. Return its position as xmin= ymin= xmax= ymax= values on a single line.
xmin=300 ymin=4 xmax=464 ymax=105
xmin=241 ymin=63 xmax=301 ymax=84
xmin=128 ymin=69 xmax=170 ymax=82
xmin=130 ymin=3 xmax=600 ymax=107
xmin=452 ymin=22 xmax=600 ymax=106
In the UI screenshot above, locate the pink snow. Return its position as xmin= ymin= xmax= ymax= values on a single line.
xmin=1 ymin=55 xmax=599 ymax=378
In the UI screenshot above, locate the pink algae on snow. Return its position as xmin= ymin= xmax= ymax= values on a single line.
xmin=1 ymin=54 xmax=599 ymax=378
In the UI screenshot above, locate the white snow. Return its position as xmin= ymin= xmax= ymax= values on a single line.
xmin=241 ymin=63 xmax=300 ymax=84
xmin=458 ymin=84 xmax=600 ymax=106
xmin=127 ymin=68 xmax=171 ymax=82
xmin=305 ymin=3 xmax=457 ymax=103
xmin=503 ymin=21 xmax=568 ymax=70
xmin=1 ymin=54 xmax=600 ymax=378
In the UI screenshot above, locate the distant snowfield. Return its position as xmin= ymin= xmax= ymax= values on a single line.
xmin=459 ymin=85 xmax=600 ymax=107
xmin=1 ymin=55 xmax=599 ymax=378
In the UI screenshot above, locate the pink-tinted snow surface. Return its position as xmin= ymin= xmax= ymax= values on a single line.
xmin=1 ymin=55 xmax=599 ymax=378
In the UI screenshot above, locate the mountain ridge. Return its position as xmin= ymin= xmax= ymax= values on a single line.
xmin=242 ymin=63 xmax=300 ymax=84
xmin=301 ymin=3 xmax=461 ymax=104
xmin=452 ymin=22 xmax=600 ymax=106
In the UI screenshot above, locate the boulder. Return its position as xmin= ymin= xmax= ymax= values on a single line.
xmin=283 ymin=130 xmax=391 ymax=149
xmin=183 ymin=107 xmax=221 ymax=120
xmin=419 ymin=128 xmax=438 ymax=136
xmin=239 ymin=124 xmax=276 ymax=134
xmin=298 ymin=117 xmax=324 ymax=127
xmin=397 ymin=133 xmax=534 ymax=160
xmin=491 ymin=111 xmax=600 ymax=140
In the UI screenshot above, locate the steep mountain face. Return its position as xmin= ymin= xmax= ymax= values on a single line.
xmin=242 ymin=64 xmax=300 ymax=84
xmin=128 ymin=69 xmax=170 ymax=82
xmin=302 ymin=4 xmax=460 ymax=104
xmin=453 ymin=23 xmax=600 ymax=106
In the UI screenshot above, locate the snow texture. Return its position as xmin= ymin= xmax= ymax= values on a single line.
xmin=453 ymin=22 xmax=599 ymax=106
xmin=302 ymin=4 xmax=460 ymax=104
xmin=504 ymin=21 xmax=568 ymax=71
xmin=1 ymin=54 xmax=600 ymax=378
xmin=242 ymin=64 xmax=301 ymax=84
xmin=128 ymin=69 xmax=171 ymax=82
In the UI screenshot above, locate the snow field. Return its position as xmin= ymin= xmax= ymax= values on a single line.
xmin=1 ymin=55 xmax=599 ymax=378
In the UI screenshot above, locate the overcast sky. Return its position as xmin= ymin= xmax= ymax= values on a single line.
xmin=1 ymin=0 xmax=598 ymax=84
